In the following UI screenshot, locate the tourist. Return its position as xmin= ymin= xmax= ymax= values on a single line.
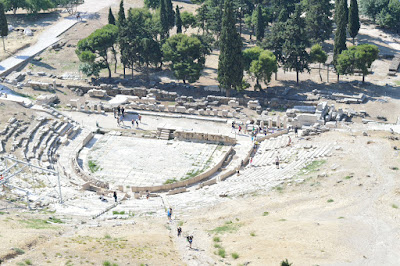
xmin=231 ymin=121 xmax=235 ymax=132
xmin=177 ymin=227 xmax=182 ymax=237
xmin=117 ymin=106 xmax=121 ymax=116
xmin=99 ymin=195 xmax=108 ymax=202
xmin=146 ymin=192 xmax=150 ymax=200
xmin=250 ymin=157 xmax=253 ymax=165
xmin=238 ymin=125 xmax=242 ymax=133
xmin=113 ymin=108 xmax=117 ymax=118
xmin=113 ymin=191 xmax=117 ymax=202
xmin=136 ymin=120 xmax=139 ymax=128
xmin=119 ymin=115 xmax=124 ymax=126
xmin=287 ymin=136 xmax=291 ymax=146
xmin=117 ymin=117 xmax=120 ymax=126
xmin=294 ymin=126 xmax=298 ymax=137
xmin=275 ymin=156 xmax=280 ymax=169
xmin=138 ymin=114 xmax=142 ymax=122
xmin=187 ymin=235 xmax=193 ymax=249
xmin=264 ymin=128 xmax=267 ymax=136
xmin=167 ymin=207 xmax=172 ymax=221
xmin=121 ymin=107 xmax=125 ymax=117
xmin=131 ymin=119 xmax=135 ymax=128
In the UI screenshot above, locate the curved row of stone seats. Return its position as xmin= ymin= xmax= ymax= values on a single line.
xmin=166 ymin=142 xmax=333 ymax=211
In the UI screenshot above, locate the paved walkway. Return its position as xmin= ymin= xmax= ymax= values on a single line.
xmin=0 ymin=0 xmax=117 ymax=77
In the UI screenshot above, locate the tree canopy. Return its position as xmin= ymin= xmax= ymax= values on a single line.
xmin=162 ymin=34 xmax=206 ymax=83
xmin=76 ymin=24 xmax=119 ymax=78
xmin=336 ymin=44 xmax=379 ymax=83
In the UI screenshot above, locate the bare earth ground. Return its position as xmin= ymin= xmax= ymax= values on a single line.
xmin=0 ymin=12 xmax=70 ymax=62
xmin=0 ymin=0 xmax=399 ymax=265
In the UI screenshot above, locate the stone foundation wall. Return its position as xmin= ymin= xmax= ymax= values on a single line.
xmin=129 ymin=146 xmax=233 ymax=192
xmin=173 ymin=131 xmax=236 ymax=145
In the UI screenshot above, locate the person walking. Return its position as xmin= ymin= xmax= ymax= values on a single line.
xmin=294 ymin=126 xmax=298 ymax=137
xmin=275 ymin=156 xmax=280 ymax=169
xmin=167 ymin=208 xmax=172 ymax=221
xmin=113 ymin=191 xmax=117 ymax=202
xmin=138 ymin=114 xmax=142 ymax=122
xmin=121 ymin=107 xmax=125 ymax=117
xmin=136 ymin=120 xmax=139 ymax=128
xmin=187 ymin=235 xmax=193 ymax=249
xmin=116 ymin=116 xmax=120 ymax=126
xmin=287 ymin=136 xmax=292 ymax=146
xmin=177 ymin=227 xmax=182 ymax=237
xmin=117 ymin=106 xmax=121 ymax=116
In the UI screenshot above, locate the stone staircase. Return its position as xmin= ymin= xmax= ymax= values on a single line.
xmin=158 ymin=128 xmax=175 ymax=140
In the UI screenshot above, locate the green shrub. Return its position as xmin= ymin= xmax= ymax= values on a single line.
xmin=14 ymin=248 xmax=25 ymax=255
xmin=231 ymin=252 xmax=239 ymax=259
xmin=327 ymin=199 xmax=334 ymax=203
xmin=281 ymin=259 xmax=293 ymax=266
xmin=250 ymin=231 xmax=256 ymax=237
xmin=218 ymin=248 xmax=226 ymax=258
xmin=263 ymin=211 xmax=269 ymax=216
xmin=213 ymin=236 xmax=221 ymax=242
xmin=392 ymin=204 xmax=398 ymax=209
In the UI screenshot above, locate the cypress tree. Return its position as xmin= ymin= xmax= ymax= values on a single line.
xmin=334 ymin=0 xmax=348 ymax=81
xmin=160 ymin=0 xmax=169 ymax=38
xmin=118 ymin=0 xmax=126 ymax=26
xmin=282 ymin=4 xmax=310 ymax=84
xmin=108 ymin=8 xmax=116 ymax=25
xmin=117 ymin=0 xmax=126 ymax=77
xmin=165 ymin=0 xmax=175 ymax=29
xmin=175 ymin=5 xmax=182 ymax=34
xmin=0 ymin=2 xmax=8 ymax=51
xmin=255 ymin=5 xmax=264 ymax=42
xmin=348 ymin=0 xmax=360 ymax=45
xmin=218 ymin=0 xmax=243 ymax=97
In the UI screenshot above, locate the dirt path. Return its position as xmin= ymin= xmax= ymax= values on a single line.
xmin=161 ymin=194 xmax=216 ymax=265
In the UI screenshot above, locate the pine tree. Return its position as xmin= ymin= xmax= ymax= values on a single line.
xmin=305 ymin=0 xmax=333 ymax=44
xmin=255 ymin=5 xmax=264 ymax=42
xmin=348 ymin=0 xmax=360 ymax=44
xmin=282 ymin=4 xmax=310 ymax=84
xmin=175 ymin=5 xmax=182 ymax=34
xmin=334 ymin=0 xmax=348 ymax=81
xmin=118 ymin=0 xmax=126 ymax=26
xmin=108 ymin=7 xmax=116 ymax=25
xmin=160 ymin=0 xmax=169 ymax=38
xmin=218 ymin=0 xmax=243 ymax=96
xmin=0 ymin=2 xmax=8 ymax=51
xmin=165 ymin=0 xmax=175 ymax=29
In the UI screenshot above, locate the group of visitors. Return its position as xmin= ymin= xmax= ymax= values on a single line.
xmin=167 ymin=207 xmax=194 ymax=249
xmin=113 ymin=105 xmax=142 ymax=128
xmin=231 ymin=121 xmax=270 ymax=142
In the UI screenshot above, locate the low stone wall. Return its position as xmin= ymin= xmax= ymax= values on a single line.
xmin=71 ymin=131 xmax=110 ymax=189
xmin=130 ymin=146 xmax=233 ymax=192
xmin=174 ymin=131 xmax=236 ymax=145
xmin=67 ymin=84 xmax=177 ymax=101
